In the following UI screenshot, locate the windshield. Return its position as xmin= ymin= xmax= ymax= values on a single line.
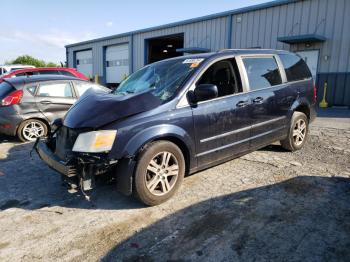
xmin=114 ymin=58 xmax=203 ymax=101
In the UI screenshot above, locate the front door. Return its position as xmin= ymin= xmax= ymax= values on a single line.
xmin=296 ymin=50 xmax=319 ymax=81
xmin=239 ymin=55 xmax=289 ymax=148
xmin=35 ymin=81 xmax=76 ymax=122
xmin=191 ymin=58 xmax=251 ymax=167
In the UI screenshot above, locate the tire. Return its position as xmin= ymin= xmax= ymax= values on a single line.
xmin=133 ymin=141 xmax=185 ymax=206
xmin=17 ymin=119 xmax=48 ymax=142
xmin=280 ymin=112 xmax=309 ymax=151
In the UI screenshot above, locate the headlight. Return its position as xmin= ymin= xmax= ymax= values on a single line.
xmin=72 ymin=130 xmax=117 ymax=153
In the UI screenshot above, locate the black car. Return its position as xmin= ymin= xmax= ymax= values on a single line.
xmin=0 ymin=75 xmax=109 ymax=141
xmin=36 ymin=49 xmax=316 ymax=206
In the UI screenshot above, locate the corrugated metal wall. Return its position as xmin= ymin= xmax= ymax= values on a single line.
xmin=66 ymin=0 xmax=350 ymax=105
xmin=132 ymin=17 xmax=228 ymax=70
xmin=231 ymin=0 xmax=350 ymax=73
xmin=67 ymin=36 xmax=131 ymax=80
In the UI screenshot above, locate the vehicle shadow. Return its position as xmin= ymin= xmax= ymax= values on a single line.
xmin=0 ymin=141 xmax=144 ymax=211
xmin=102 ymin=176 xmax=350 ymax=261
xmin=0 ymin=134 xmax=19 ymax=144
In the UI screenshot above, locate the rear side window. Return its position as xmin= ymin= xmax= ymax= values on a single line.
xmin=38 ymin=70 xmax=61 ymax=75
xmin=15 ymin=71 xmax=39 ymax=77
xmin=59 ymin=70 xmax=75 ymax=77
xmin=243 ymin=57 xmax=282 ymax=91
xmin=74 ymin=81 xmax=109 ymax=96
xmin=26 ymin=85 xmax=37 ymax=95
xmin=0 ymin=82 xmax=15 ymax=99
xmin=37 ymin=82 xmax=73 ymax=97
xmin=279 ymin=54 xmax=312 ymax=82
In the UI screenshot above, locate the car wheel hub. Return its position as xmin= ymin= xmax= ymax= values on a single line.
xmin=292 ymin=119 xmax=306 ymax=146
xmin=23 ymin=121 xmax=45 ymax=141
xmin=145 ymin=151 xmax=179 ymax=196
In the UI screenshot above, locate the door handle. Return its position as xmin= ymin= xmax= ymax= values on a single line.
xmin=236 ymin=100 xmax=249 ymax=108
xmin=40 ymin=100 xmax=52 ymax=104
xmin=252 ymin=97 xmax=264 ymax=104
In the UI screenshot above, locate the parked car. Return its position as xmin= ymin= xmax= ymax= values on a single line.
xmin=0 ymin=75 xmax=109 ymax=141
xmin=0 ymin=64 xmax=35 ymax=75
xmin=35 ymin=49 xmax=316 ymax=206
xmin=0 ymin=67 xmax=89 ymax=82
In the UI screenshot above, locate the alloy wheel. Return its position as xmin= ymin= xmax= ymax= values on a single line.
xmin=22 ymin=121 xmax=45 ymax=141
xmin=292 ymin=119 xmax=307 ymax=146
xmin=145 ymin=151 xmax=179 ymax=196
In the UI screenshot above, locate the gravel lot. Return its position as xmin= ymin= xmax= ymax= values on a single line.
xmin=0 ymin=116 xmax=349 ymax=262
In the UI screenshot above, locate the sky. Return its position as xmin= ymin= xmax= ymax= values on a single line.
xmin=0 ymin=0 xmax=267 ymax=64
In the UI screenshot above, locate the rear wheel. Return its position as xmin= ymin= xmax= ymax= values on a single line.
xmin=280 ymin=112 xmax=308 ymax=151
xmin=17 ymin=119 xmax=48 ymax=142
xmin=133 ymin=141 xmax=185 ymax=206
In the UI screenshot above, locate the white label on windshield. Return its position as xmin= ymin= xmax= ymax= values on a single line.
xmin=183 ymin=59 xmax=204 ymax=64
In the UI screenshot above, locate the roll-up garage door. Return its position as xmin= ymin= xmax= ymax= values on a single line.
xmin=106 ymin=44 xmax=129 ymax=84
xmin=76 ymin=50 xmax=93 ymax=78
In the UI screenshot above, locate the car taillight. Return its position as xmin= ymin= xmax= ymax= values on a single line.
xmin=1 ymin=90 xmax=23 ymax=106
xmin=313 ymin=81 xmax=317 ymax=103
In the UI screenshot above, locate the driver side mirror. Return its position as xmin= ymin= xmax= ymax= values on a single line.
xmin=188 ymin=84 xmax=218 ymax=103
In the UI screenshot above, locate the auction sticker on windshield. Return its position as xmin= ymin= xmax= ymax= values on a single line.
xmin=183 ymin=58 xmax=204 ymax=68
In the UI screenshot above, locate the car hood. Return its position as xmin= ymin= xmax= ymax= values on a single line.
xmin=63 ymin=88 xmax=162 ymax=129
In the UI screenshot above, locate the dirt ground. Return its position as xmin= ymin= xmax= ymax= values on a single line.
xmin=0 ymin=117 xmax=349 ymax=261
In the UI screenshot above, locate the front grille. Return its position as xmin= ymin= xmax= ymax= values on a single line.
xmin=55 ymin=126 xmax=86 ymax=161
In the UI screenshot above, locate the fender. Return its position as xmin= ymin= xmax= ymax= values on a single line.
xmin=114 ymin=124 xmax=196 ymax=196
xmin=122 ymin=124 xmax=195 ymax=161
xmin=288 ymin=97 xmax=311 ymax=120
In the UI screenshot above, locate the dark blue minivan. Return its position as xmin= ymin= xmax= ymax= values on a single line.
xmin=36 ymin=49 xmax=316 ymax=205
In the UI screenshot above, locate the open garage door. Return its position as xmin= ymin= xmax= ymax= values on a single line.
xmin=76 ymin=50 xmax=93 ymax=78
xmin=106 ymin=44 xmax=129 ymax=84
xmin=146 ymin=33 xmax=184 ymax=64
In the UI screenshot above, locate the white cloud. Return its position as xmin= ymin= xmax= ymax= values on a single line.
xmin=105 ymin=21 xmax=113 ymax=27
xmin=0 ymin=30 xmax=93 ymax=48
xmin=0 ymin=30 xmax=96 ymax=63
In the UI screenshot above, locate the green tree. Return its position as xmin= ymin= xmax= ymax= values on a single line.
xmin=6 ymin=55 xmax=60 ymax=68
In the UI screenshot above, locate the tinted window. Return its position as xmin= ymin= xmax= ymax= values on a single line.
xmin=60 ymin=70 xmax=75 ymax=77
xmin=74 ymin=82 xmax=109 ymax=96
xmin=197 ymin=59 xmax=242 ymax=99
xmin=243 ymin=57 xmax=282 ymax=90
xmin=15 ymin=71 xmax=39 ymax=77
xmin=0 ymin=82 xmax=15 ymax=99
xmin=37 ymin=82 xmax=73 ymax=97
xmin=279 ymin=54 xmax=312 ymax=82
xmin=39 ymin=70 xmax=61 ymax=75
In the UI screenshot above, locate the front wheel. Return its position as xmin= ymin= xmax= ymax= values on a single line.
xmin=133 ymin=141 xmax=185 ymax=206
xmin=280 ymin=112 xmax=309 ymax=151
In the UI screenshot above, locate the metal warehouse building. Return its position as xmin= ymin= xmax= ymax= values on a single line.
xmin=66 ymin=0 xmax=350 ymax=107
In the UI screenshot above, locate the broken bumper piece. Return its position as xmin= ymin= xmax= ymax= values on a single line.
xmin=35 ymin=139 xmax=117 ymax=192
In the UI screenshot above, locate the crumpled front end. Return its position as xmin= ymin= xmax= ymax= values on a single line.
xmin=35 ymin=125 xmax=134 ymax=199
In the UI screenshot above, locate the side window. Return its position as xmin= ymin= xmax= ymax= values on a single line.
xmin=26 ymin=85 xmax=37 ymax=95
xmin=37 ymin=82 xmax=73 ymax=97
xmin=60 ymin=70 xmax=75 ymax=77
xmin=279 ymin=54 xmax=312 ymax=82
xmin=38 ymin=70 xmax=60 ymax=75
xmin=15 ymin=71 xmax=38 ymax=77
xmin=197 ymin=59 xmax=242 ymax=99
xmin=242 ymin=57 xmax=282 ymax=91
xmin=74 ymin=82 xmax=108 ymax=96
xmin=74 ymin=82 xmax=94 ymax=96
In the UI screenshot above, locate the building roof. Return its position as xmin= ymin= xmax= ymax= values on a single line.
xmin=277 ymin=34 xmax=327 ymax=44
xmin=66 ymin=0 xmax=299 ymax=48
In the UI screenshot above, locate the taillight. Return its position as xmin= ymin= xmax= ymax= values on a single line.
xmin=1 ymin=90 xmax=23 ymax=106
xmin=313 ymin=81 xmax=317 ymax=103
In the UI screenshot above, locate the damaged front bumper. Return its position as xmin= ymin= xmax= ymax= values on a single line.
xmin=34 ymin=138 xmax=136 ymax=197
